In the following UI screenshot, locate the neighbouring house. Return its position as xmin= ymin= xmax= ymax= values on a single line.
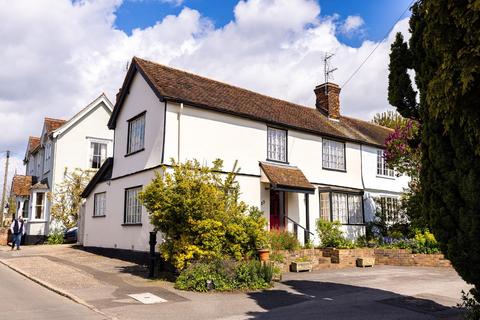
xmin=10 ymin=94 xmax=114 ymax=244
xmin=81 ymin=57 xmax=409 ymax=252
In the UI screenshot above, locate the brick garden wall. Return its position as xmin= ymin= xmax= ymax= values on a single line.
xmin=272 ymin=247 xmax=451 ymax=272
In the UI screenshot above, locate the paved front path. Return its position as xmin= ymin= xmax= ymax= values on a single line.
xmin=0 ymin=262 xmax=106 ymax=320
xmin=0 ymin=245 xmax=471 ymax=319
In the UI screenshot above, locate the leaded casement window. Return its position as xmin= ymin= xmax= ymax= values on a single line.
xmin=322 ymin=139 xmax=346 ymax=171
xmin=379 ymin=196 xmax=401 ymax=222
xmin=267 ymin=127 xmax=287 ymax=162
xmin=320 ymin=193 xmax=330 ymax=221
xmin=124 ymin=187 xmax=142 ymax=224
xmin=93 ymin=192 xmax=106 ymax=216
xmin=319 ymin=191 xmax=363 ymax=224
xmin=127 ymin=113 xmax=146 ymax=154
xmin=377 ymin=149 xmax=394 ymax=177
xmin=91 ymin=142 xmax=107 ymax=169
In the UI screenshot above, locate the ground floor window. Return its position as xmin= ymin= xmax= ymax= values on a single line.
xmin=22 ymin=200 xmax=29 ymax=219
xmin=35 ymin=193 xmax=44 ymax=219
xmin=319 ymin=191 xmax=364 ymax=224
xmin=94 ymin=192 xmax=106 ymax=216
xmin=124 ymin=187 xmax=142 ymax=224
xmin=378 ymin=196 xmax=402 ymax=222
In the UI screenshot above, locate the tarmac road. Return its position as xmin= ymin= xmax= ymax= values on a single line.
xmin=0 ymin=262 xmax=107 ymax=320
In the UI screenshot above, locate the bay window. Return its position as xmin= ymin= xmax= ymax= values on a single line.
xmin=319 ymin=191 xmax=363 ymax=224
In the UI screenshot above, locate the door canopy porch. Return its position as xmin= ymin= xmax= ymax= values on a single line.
xmin=259 ymin=162 xmax=315 ymax=194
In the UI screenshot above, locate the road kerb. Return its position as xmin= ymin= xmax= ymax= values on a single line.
xmin=0 ymin=258 xmax=116 ymax=320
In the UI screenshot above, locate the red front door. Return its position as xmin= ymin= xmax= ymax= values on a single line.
xmin=270 ymin=190 xmax=285 ymax=230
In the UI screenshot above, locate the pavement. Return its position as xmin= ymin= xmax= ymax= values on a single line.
xmin=0 ymin=244 xmax=472 ymax=320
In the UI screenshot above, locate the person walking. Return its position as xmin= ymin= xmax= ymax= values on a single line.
xmin=10 ymin=216 xmax=25 ymax=250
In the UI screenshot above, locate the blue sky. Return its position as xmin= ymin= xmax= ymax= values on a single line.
xmin=115 ymin=0 xmax=413 ymax=47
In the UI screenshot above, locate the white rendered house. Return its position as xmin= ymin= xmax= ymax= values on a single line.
xmin=11 ymin=94 xmax=114 ymax=244
xmin=81 ymin=57 xmax=409 ymax=252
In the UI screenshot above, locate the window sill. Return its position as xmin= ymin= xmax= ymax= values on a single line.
xmin=122 ymin=223 xmax=142 ymax=226
xmin=266 ymin=158 xmax=289 ymax=165
xmin=376 ymin=175 xmax=395 ymax=180
xmin=28 ymin=219 xmax=47 ymax=223
xmin=322 ymin=167 xmax=347 ymax=173
xmin=92 ymin=215 xmax=106 ymax=218
xmin=125 ymin=148 xmax=145 ymax=157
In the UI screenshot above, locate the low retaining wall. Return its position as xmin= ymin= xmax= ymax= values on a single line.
xmin=374 ymin=248 xmax=451 ymax=267
xmin=272 ymin=247 xmax=450 ymax=272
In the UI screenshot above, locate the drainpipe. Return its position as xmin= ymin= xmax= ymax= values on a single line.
xmin=177 ymin=103 xmax=184 ymax=162
xmin=305 ymin=193 xmax=310 ymax=244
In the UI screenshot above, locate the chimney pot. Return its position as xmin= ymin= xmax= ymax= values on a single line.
xmin=314 ymin=82 xmax=341 ymax=119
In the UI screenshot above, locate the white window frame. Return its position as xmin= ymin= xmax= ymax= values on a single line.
xmin=90 ymin=141 xmax=108 ymax=169
xmin=379 ymin=196 xmax=403 ymax=223
xmin=267 ymin=127 xmax=287 ymax=163
xmin=93 ymin=192 xmax=107 ymax=217
xmin=377 ymin=149 xmax=395 ymax=177
xmin=33 ymin=192 xmax=45 ymax=220
xmin=127 ymin=112 xmax=146 ymax=155
xmin=124 ymin=186 xmax=142 ymax=224
xmin=322 ymin=139 xmax=346 ymax=171
xmin=319 ymin=191 xmax=364 ymax=225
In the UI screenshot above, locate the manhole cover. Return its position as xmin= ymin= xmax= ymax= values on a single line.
xmin=128 ymin=292 xmax=167 ymax=304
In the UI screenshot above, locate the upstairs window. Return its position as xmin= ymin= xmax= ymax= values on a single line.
xmin=43 ymin=143 xmax=51 ymax=173
xmin=377 ymin=150 xmax=394 ymax=177
xmin=322 ymin=139 xmax=345 ymax=171
xmin=127 ymin=113 xmax=146 ymax=154
xmin=91 ymin=142 xmax=107 ymax=169
xmin=267 ymin=127 xmax=287 ymax=162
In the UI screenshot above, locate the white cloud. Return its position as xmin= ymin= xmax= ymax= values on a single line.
xmin=339 ymin=15 xmax=365 ymax=35
xmin=0 ymin=0 xmax=410 ymax=187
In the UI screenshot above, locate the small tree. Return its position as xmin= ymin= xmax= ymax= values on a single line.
xmin=139 ymin=159 xmax=267 ymax=270
xmin=48 ymin=168 xmax=95 ymax=229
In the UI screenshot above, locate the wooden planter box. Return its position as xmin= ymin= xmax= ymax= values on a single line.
xmin=356 ymin=257 xmax=375 ymax=268
xmin=290 ymin=261 xmax=312 ymax=272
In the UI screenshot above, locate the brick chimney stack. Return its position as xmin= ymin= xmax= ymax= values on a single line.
xmin=314 ymin=82 xmax=341 ymax=119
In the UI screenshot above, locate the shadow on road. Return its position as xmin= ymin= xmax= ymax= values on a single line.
xmin=246 ymin=280 xmax=463 ymax=319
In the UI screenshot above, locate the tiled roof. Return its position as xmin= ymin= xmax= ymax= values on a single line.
xmin=27 ymin=136 xmax=40 ymax=154
xmin=11 ymin=175 xmax=32 ymax=196
xmin=44 ymin=117 xmax=66 ymax=134
xmin=110 ymin=57 xmax=392 ymax=147
xmin=260 ymin=162 xmax=315 ymax=192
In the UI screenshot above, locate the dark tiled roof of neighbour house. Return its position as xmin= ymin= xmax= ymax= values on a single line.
xmin=260 ymin=162 xmax=315 ymax=192
xmin=11 ymin=175 xmax=33 ymax=196
xmin=111 ymin=57 xmax=393 ymax=147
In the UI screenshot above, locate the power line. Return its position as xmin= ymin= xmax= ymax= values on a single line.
xmin=341 ymin=0 xmax=416 ymax=89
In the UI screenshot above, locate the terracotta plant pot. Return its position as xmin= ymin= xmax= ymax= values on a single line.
xmin=258 ymin=249 xmax=270 ymax=262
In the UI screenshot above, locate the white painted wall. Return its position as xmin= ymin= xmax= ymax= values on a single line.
xmin=53 ymin=102 xmax=113 ymax=193
xmin=112 ymin=73 xmax=165 ymax=179
xmin=83 ymin=169 xmax=161 ymax=251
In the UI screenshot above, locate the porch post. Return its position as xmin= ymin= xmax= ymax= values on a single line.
xmin=305 ymin=193 xmax=310 ymax=243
